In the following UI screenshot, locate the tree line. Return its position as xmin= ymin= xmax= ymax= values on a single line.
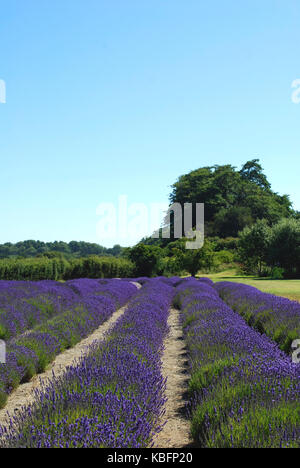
xmin=0 ymin=255 xmax=134 ymax=281
xmin=0 ymin=240 xmax=124 ymax=260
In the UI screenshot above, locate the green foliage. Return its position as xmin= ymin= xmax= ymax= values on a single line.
xmin=14 ymin=349 xmax=37 ymax=383
xmin=239 ymin=159 xmax=271 ymax=190
xmin=282 ymin=330 xmax=299 ymax=354
xmin=65 ymin=256 xmax=134 ymax=280
xmin=239 ymin=218 xmax=300 ymax=278
xmin=125 ymin=237 xmax=236 ymax=278
xmin=0 ymin=389 xmax=8 ymax=409
xmin=137 ymin=160 xmax=299 ymax=277
xmin=160 ymin=240 xmax=204 ymax=277
xmin=213 ymin=250 xmax=235 ymax=265
xmin=15 ymin=335 xmax=60 ymax=373
xmin=175 ymin=240 xmax=215 ymax=276
xmin=211 ymin=237 xmax=239 ymax=251
xmin=271 ymin=267 xmax=284 ymax=279
xmin=268 ymin=218 xmax=300 ymax=277
xmin=214 ymin=206 xmax=253 ymax=237
xmin=169 ymin=160 xmax=293 ymax=238
xmin=201 ymin=402 xmax=299 ymax=448
xmin=0 ymin=323 xmax=8 ymax=340
xmin=0 ymin=256 xmax=134 ymax=281
xmin=1 ymin=160 xmax=297 ymax=279
xmin=128 ymin=244 xmax=161 ymax=277
xmin=189 ymin=357 xmax=238 ymax=395
xmin=0 ymin=256 xmax=69 ymax=281
xmin=238 ymin=219 xmax=272 ymax=274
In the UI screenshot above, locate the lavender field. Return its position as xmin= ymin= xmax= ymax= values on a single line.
xmin=216 ymin=282 xmax=300 ymax=353
xmin=0 ymin=277 xmax=299 ymax=448
xmin=0 ymin=279 xmax=137 ymax=408
xmin=176 ymin=278 xmax=300 ymax=448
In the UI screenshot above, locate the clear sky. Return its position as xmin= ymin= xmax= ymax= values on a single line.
xmin=0 ymin=0 xmax=300 ymax=247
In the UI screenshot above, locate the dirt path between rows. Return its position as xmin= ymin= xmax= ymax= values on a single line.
xmin=153 ymin=308 xmax=193 ymax=448
xmin=0 ymin=282 xmax=141 ymax=430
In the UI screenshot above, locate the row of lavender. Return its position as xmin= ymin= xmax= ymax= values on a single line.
xmin=0 ymin=279 xmax=137 ymax=409
xmin=0 ymin=280 xmax=77 ymax=340
xmin=0 ymin=279 xmax=136 ymax=340
xmin=175 ymin=277 xmax=300 ymax=448
xmin=0 ymin=279 xmax=174 ymax=448
xmin=216 ymin=281 xmax=300 ymax=353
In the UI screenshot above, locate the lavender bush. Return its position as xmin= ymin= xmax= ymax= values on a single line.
xmin=216 ymin=282 xmax=300 ymax=353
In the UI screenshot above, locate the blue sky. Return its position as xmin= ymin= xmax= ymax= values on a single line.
xmin=0 ymin=0 xmax=299 ymax=247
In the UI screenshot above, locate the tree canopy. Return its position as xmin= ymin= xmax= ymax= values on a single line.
xmin=169 ymin=160 xmax=294 ymax=237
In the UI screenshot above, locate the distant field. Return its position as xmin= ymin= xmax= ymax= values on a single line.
xmin=200 ymin=269 xmax=300 ymax=302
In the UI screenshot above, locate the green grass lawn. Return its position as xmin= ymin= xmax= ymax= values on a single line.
xmin=199 ymin=269 xmax=300 ymax=302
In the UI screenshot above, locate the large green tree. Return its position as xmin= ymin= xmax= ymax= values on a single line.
xmin=128 ymin=244 xmax=161 ymax=277
xmin=169 ymin=160 xmax=293 ymax=238
xmin=182 ymin=241 xmax=215 ymax=276
xmin=239 ymin=219 xmax=272 ymax=274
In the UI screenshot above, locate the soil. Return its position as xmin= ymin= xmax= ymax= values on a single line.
xmin=153 ymin=307 xmax=193 ymax=448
